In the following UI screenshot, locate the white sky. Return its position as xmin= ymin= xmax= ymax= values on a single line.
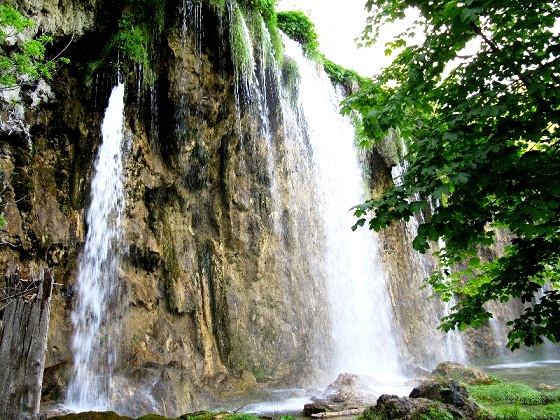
xmin=277 ymin=0 xmax=403 ymax=77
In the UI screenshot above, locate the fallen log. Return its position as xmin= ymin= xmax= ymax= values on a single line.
xmin=311 ymin=408 xmax=365 ymax=418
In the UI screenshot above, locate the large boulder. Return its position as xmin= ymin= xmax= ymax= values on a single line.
xmin=410 ymin=379 xmax=489 ymax=418
xmin=322 ymin=372 xmax=378 ymax=405
xmin=303 ymin=373 xmax=379 ymax=416
xmin=367 ymin=395 xmax=422 ymax=419
xmin=368 ymin=379 xmax=494 ymax=419
xmin=409 ymin=379 xmax=470 ymax=407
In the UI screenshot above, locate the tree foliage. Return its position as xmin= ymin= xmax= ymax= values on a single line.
xmin=343 ymin=0 xmax=560 ymax=349
xmin=0 ymin=4 xmax=67 ymax=88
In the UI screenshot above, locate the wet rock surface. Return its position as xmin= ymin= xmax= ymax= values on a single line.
xmin=303 ymin=373 xmax=379 ymax=416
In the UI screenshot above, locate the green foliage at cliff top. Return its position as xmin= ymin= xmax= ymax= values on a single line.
xmin=277 ymin=10 xmax=320 ymax=59
xmin=343 ymin=0 xmax=560 ymax=350
xmin=276 ymin=10 xmax=365 ymax=88
xmin=238 ymin=0 xmax=276 ymax=21
xmin=0 ymin=4 xmax=67 ymax=88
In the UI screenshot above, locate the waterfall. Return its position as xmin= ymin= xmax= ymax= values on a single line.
xmin=390 ymin=162 xmax=467 ymax=366
xmin=66 ymin=83 xmax=126 ymax=410
xmin=280 ymin=37 xmax=405 ymax=387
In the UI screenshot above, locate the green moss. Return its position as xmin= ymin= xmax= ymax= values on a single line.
xmin=281 ymin=56 xmax=300 ymax=101
xmin=468 ymin=382 xmax=560 ymax=405
xmin=238 ymin=0 xmax=275 ymax=21
xmin=48 ymin=412 xmax=131 ymax=420
xmin=238 ymin=0 xmax=283 ymax=65
xmin=209 ymin=0 xmax=227 ymax=9
xmin=266 ymin=16 xmax=283 ymax=64
xmin=252 ymin=365 xmax=268 ymax=382
xmin=413 ymin=406 xmax=454 ymax=420
xmin=469 ymin=381 xmax=560 ymax=419
xmin=245 ymin=9 xmax=283 ymax=68
xmin=230 ymin=2 xmax=255 ymax=82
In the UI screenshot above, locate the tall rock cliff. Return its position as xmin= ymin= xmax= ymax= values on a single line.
xmin=1 ymin=0 xmax=334 ymax=415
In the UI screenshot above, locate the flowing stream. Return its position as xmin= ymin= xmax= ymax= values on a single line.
xmin=66 ymin=83 xmax=126 ymax=411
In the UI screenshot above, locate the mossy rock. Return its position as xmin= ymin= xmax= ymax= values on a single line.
xmin=49 ymin=412 xmax=132 ymax=420
xmin=429 ymin=361 xmax=495 ymax=385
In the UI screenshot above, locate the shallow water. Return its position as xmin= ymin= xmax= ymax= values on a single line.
xmin=213 ymin=376 xmax=412 ymax=417
xmin=480 ymin=360 xmax=560 ymax=388
xmin=229 ymin=360 xmax=560 ymax=416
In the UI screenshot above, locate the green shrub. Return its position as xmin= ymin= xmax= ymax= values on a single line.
xmin=415 ymin=406 xmax=455 ymax=420
xmin=277 ymin=10 xmax=320 ymax=59
xmin=88 ymin=0 xmax=166 ymax=84
xmin=323 ymin=58 xmax=366 ymax=90
xmin=0 ymin=4 xmax=68 ymax=87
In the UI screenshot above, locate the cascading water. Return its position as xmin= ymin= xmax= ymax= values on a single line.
xmin=66 ymin=83 xmax=126 ymax=411
xmin=280 ymin=37 xmax=406 ymax=387
xmin=391 ymin=161 xmax=467 ymax=365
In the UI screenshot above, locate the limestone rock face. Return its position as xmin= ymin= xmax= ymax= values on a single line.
xmin=1 ymin=0 xmax=332 ymax=415
xmin=14 ymin=0 xmax=101 ymax=36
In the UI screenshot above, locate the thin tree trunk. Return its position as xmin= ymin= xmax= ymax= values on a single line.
xmin=0 ymin=268 xmax=53 ymax=419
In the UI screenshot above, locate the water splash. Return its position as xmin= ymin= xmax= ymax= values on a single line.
xmin=66 ymin=83 xmax=126 ymax=411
